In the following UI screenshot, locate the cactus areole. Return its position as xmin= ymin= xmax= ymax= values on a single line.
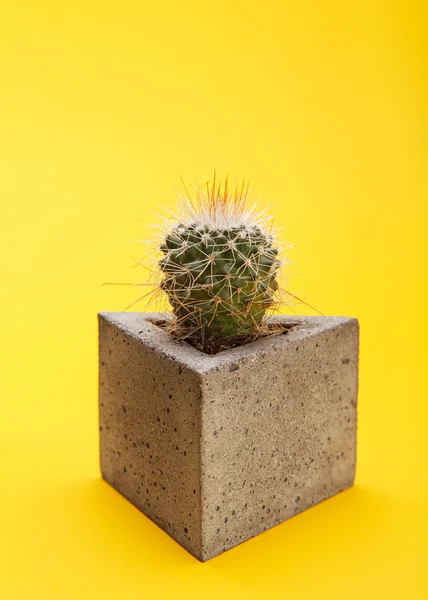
xmin=157 ymin=178 xmax=285 ymax=352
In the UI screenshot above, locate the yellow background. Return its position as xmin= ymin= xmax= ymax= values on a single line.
xmin=1 ymin=1 xmax=427 ymax=598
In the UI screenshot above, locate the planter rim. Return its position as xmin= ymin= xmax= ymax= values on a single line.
xmin=98 ymin=312 xmax=358 ymax=375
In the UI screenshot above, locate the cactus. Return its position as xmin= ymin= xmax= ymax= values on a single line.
xmin=156 ymin=176 xmax=286 ymax=352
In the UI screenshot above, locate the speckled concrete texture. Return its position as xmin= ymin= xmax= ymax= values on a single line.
xmin=99 ymin=312 xmax=359 ymax=561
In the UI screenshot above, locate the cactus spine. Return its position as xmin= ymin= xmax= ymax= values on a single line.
xmin=158 ymin=177 xmax=284 ymax=351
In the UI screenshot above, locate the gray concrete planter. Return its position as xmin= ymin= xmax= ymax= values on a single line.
xmin=99 ymin=312 xmax=359 ymax=561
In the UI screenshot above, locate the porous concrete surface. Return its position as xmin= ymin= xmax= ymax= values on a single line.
xmin=99 ymin=312 xmax=359 ymax=561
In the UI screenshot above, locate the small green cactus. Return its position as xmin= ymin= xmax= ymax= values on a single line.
xmin=156 ymin=176 xmax=286 ymax=352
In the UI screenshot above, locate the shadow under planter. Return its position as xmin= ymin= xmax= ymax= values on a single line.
xmin=98 ymin=312 xmax=359 ymax=561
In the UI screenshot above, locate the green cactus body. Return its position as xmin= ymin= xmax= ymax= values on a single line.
xmin=159 ymin=221 xmax=281 ymax=341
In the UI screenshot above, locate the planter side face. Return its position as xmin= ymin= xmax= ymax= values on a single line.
xmin=200 ymin=318 xmax=359 ymax=560
xmin=99 ymin=314 xmax=203 ymax=558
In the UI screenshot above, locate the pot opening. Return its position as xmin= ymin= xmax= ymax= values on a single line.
xmin=150 ymin=317 xmax=301 ymax=356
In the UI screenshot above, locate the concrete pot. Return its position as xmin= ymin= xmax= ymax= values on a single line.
xmin=99 ymin=312 xmax=359 ymax=561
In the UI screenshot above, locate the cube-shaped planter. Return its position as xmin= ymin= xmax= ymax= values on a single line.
xmin=99 ymin=312 xmax=359 ymax=561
